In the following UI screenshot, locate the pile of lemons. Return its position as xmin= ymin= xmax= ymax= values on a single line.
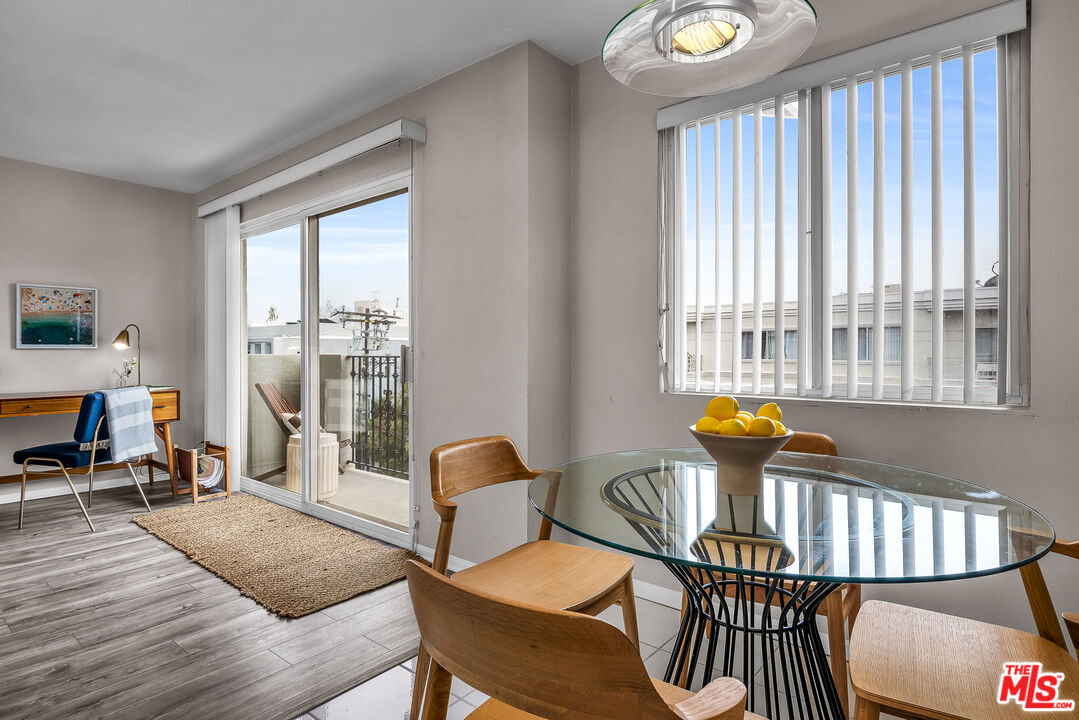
xmin=695 ymin=396 xmax=789 ymax=437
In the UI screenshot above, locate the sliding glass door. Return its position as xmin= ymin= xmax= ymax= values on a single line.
xmin=314 ymin=191 xmax=411 ymax=533
xmin=244 ymin=223 xmax=303 ymax=496
xmin=240 ymin=176 xmax=412 ymax=545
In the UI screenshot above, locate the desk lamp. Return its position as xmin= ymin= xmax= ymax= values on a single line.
xmin=111 ymin=324 xmax=141 ymax=386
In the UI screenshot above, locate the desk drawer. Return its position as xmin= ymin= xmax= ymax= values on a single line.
xmin=0 ymin=397 xmax=79 ymax=417
xmin=150 ymin=390 xmax=180 ymax=422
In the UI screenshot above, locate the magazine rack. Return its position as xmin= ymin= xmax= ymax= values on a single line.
xmin=173 ymin=442 xmax=231 ymax=503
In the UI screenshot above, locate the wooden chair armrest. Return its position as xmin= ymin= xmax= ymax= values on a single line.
xmin=672 ymin=677 xmax=746 ymax=720
xmin=1064 ymin=612 xmax=1079 ymax=655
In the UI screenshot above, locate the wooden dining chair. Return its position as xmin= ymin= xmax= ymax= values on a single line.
xmin=406 ymin=559 xmax=767 ymax=720
xmin=410 ymin=436 xmax=639 ymax=720
xmin=676 ymin=431 xmax=861 ymax=715
xmin=848 ymin=532 xmax=1079 ymax=720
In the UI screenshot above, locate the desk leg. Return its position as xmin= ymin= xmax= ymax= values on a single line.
xmin=162 ymin=422 xmax=176 ymax=498
xmin=154 ymin=422 xmax=178 ymax=499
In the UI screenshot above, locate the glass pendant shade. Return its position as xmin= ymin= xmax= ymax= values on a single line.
xmin=604 ymin=0 xmax=817 ymax=97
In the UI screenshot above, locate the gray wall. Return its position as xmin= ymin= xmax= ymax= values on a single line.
xmin=0 ymin=156 xmax=199 ymax=503
xmin=570 ymin=0 xmax=1079 ymax=634
xmin=195 ymin=42 xmax=573 ymax=562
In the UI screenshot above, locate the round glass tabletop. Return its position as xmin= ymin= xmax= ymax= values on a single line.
xmin=527 ymin=448 xmax=1055 ymax=584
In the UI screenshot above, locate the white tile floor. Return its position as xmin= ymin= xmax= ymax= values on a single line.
xmin=293 ymin=595 xmax=898 ymax=720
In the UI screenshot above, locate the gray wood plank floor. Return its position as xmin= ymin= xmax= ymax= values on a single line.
xmin=0 ymin=481 xmax=419 ymax=720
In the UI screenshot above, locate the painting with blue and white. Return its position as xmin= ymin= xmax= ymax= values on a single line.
xmin=16 ymin=284 xmax=97 ymax=348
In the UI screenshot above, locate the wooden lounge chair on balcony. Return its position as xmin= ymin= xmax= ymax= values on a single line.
xmin=252 ymin=382 xmax=351 ymax=481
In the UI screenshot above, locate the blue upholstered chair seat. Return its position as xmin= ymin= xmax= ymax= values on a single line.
xmin=13 ymin=442 xmax=113 ymax=468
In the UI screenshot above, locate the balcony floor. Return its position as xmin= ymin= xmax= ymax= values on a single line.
xmin=256 ymin=466 xmax=410 ymax=533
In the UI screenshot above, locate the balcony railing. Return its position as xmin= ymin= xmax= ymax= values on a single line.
xmin=348 ymin=354 xmax=409 ymax=479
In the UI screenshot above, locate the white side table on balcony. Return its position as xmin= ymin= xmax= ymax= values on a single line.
xmin=285 ymin=432 xmax=339 ymax=498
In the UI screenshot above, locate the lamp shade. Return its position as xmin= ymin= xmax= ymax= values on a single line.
xmin=603 ymin=0 xmax=817 ymax=97
xmin=112 ymin=329 xmax=131 ymax=350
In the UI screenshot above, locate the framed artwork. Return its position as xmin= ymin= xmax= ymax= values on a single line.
xmin=16 ymin=283 xmax=98 ymax=349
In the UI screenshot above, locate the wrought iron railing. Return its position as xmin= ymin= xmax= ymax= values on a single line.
xmin=348 ymin=354 xmax=409 ymax=479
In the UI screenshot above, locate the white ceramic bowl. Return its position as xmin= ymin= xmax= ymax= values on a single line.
xmin=689 ymin=425 xmax=793 ymax=496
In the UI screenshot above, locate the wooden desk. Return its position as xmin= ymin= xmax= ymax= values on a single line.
xmin=0 ymin=387 xmax=180 ymax=488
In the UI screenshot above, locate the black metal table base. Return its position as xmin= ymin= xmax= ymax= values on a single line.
xmin=663 ymin=564 xmax=845 ymax=720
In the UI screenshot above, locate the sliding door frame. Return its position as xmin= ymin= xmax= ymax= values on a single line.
xmin=238 ymin=168 xmax=415 ymax=548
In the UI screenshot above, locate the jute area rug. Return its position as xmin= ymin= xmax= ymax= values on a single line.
xmin=133 ymin=495 xmax=416 ymax=618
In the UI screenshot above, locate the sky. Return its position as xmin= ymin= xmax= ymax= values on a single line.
xmin=684 ymin=46 xmax=1001 ymax=306
xmin=245 ymin=192 xmax=409 ymax=324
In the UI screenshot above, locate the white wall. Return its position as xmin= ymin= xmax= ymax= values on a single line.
xmin=194 ymin=43 xmax=573 ymax=563
xmin=570 ymin=0 xmax=1079 ymax=635
xmin=0 ymin=156 xmax=200 ymax=505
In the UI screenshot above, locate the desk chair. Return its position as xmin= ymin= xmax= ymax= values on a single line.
xmin=410 ymin=436 xmax=639 ymax=720
xmin=407 ymin=560 xmax=764 ymax=720
xmin=13 ymin=392 xmax=151 ymax=532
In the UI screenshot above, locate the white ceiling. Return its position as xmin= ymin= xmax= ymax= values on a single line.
xmin=0 ymin=0 xmax=998 ymax=194
xmin=0 ymin=0 xmax=634 ymax=193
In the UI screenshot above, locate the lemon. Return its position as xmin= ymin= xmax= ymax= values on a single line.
xmin=773 ymin=420 xmax=788 ymax=435
xmin=705 ymin=395 xmax=739 ymax=421
xmin=746 ymin=417 xmax=777 ymax=437
xmin=756 ymin=402 xmax=783 ymax=422
xmin=718 ymin=418 xmax=748 ymax=436
xmin=695 ymin=416 xmax=722 ymax=434
xmin=736 ymin=411 xmax=755 ymax=425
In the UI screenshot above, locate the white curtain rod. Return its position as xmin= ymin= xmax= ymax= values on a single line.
xmin=197 ymin=117 xmax=426 ymax=218
xmin=656 ymin=0 xmax=1027 ymax=130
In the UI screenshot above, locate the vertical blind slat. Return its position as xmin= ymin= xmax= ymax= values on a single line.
xmin=964 ymin=503 xmax=978 ymax=572
xmin=713 ymin=115 xmax=723 ymax=393
xmin=872 ymin=491 xmax=886 ymax=575
xmin=732 ymin=111 xmax=743 ymax=393
xmin=996 ymin=37 xmax=1009 ymax=406
xmin=774 ymin=95 xmax=786 ymax=396
xmin=931 ymin=54 xmax=945 ymax=402
xmin=821 ymin=86 xmax=834 ymax=397
xmin=753 ymin=102 xmax=764 ymax=394
xmin=797 ymin=89 xmax=809 ymax=396
xmin=901 ymin=61 xmax=915 ymax=401
xmin=963 ymin=45 xmax=976 ymax=404
xmin=847 ymin=487 xmax=860 ymax=575
xmin=1005 ymin=37 xmax=1021 ymax=404
xmin=694 ymin=119 xmax=703 ymax=392
xmin=677 ymin=128 xmax=687 ymax=390
xmin=931 ymin=499 xmax=945 ymax=575
xmin=846 ymin=76 xmax=859 ymax=400
xmin=872 ymin=71 xmax=885 ymax=400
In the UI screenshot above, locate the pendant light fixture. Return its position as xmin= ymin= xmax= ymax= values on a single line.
xmin=603 ymin=0 xmax=817 ymax=97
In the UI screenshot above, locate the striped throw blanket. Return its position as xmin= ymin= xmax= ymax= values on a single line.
xmin=101 ymin=387 xmax=157 ymax=462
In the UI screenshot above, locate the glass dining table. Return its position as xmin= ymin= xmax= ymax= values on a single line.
xmin=526 ymin=448 xmax=1055 ymax=720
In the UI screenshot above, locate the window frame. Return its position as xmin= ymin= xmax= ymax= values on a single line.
xmin=658 ymin=29 xmax=1029 ymax=408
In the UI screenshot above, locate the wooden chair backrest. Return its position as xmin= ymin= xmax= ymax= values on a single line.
xmin=406 ymin=560 xmax=704 ymax=720
xmin=430 ymin=435 xmax=538 ymax=502
xmin=255 ymin=382 xmax=298 ymax=439
xmin=427 ymin=436 xmax=541 ymax=573
xmin=1012 ymin=530 xmax=1079 ymax=657
xmin=784 ymin=431 xmax=838 ymax=456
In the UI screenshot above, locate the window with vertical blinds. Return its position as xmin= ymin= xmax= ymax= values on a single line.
xmin=660 ymin=18 xmax=1025 ymax=406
